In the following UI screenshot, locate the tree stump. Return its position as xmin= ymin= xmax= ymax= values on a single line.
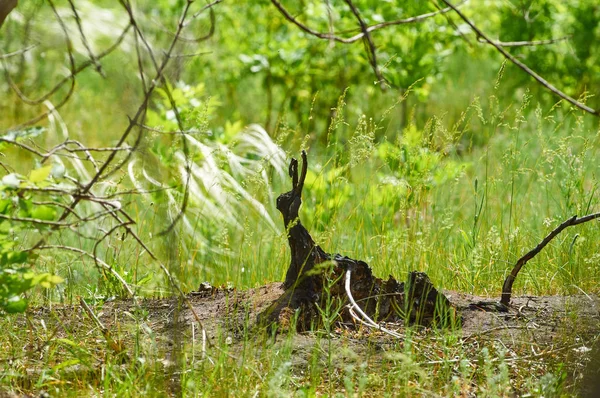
xmin=259 ymin=151 xmax=454 ymax=331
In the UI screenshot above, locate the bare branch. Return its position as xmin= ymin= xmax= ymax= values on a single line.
xmin=3 ymin=23 xmax=129 ymax=106
xmin=5 ymin=0 xmax=75 ymax=107
xmin=0 ymin=213 xmax=74 ymax=227
xmin=67 ymin=0 xmax=104 ymax=76
xmin=2 ymin=23 xmax=132 ymax=132
xmin=166 ymin=50 xmax=212 ymax=59
xmin=440 ymin=0 xmax=598 ymax=116
xmin=80 ymin=297 xmax=128 ymax=356
xmin=501 ymin=212 xmax=600 ymax=306
xmin=477 ymin=36 xmax=571 ymax=47
xmin=0 ymin=137 xmax=45 ymax=156
xmin=0 ymin=45 xmax=36 ymax=59
xmin=343 ymin=0 xmax=385 ymax=88
xmin=270 ymin=0 xmax=457 ymax=44
xmin=185 ymin=0 xmax=223 ymax=25
xmin=174 ymin=1 xmax=217 ymax=42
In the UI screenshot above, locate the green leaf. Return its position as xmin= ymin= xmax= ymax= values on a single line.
xmin=4 ymin=296 xmax=27 ymax=313
xmin=0 ymin=251 xmax=29 ymax=266
xmin=0 ymin=220 xmax=11 ymax=235
xmin=31 ymin=205 xmax=56 ymax=221
xmin=18 ymin=198 xmax=32 ymax=218
xmin=52 ymin=359 xmax=80 ymax=372
xmin=56 ymin=338 xmax=79 ymax=348
xmin=38 ymin=274 xmax=64 ymax=288
xmin=0 ymin=199 xmax=11 ymax=214
xmin=29 ymin=166 xmax=52 ymax=183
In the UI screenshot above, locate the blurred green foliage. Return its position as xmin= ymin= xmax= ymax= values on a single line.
xmin=2 ymin=0 xmax=598 ymax=142
xmin=0 ymin=0 xmax=598 ymax=299
xmin=0 ymin=128 xmax=63 ymax=314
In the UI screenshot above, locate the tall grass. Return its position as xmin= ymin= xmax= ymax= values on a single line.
xmin=1 ymin=90 xmax=597 ymax=397
xmin=15 ymin=87 xmax=597 ymax=305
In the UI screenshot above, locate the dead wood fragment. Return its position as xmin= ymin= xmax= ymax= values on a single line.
xmin=79 ymin=297 xmax=128 ymax=360
xmin=259 ymin=151 xmax=454 ymax=331
xmin=0 ymin=0 xmax=17 ymax=29
xmin=501 ymin=212 xmax=600 ymax=306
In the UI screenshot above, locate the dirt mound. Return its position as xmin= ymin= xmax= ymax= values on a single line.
xmin=93 ymin=284 xmax=600 ymax=347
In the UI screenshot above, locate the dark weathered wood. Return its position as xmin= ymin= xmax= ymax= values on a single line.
xmin=0 ymin=0 xmax=17 ymax=29
xmin=276 ymin=151 xmax=328 ymax=291
xmin=500 ymin=212 xmax=600 ymax=306
xmin=259 ymin=151 xmax=454 ymax=330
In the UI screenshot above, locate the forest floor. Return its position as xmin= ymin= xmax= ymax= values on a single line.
xmin=5 ymin=282 xmax=600 ymax=396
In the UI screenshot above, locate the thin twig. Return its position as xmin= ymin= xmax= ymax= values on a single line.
xmin=0 ymin=213 xmax=74 ymax=227
xmin=5 ymin=0 xmax=76 ymax=107
xmin=79 ymin=297 xmax=128 ymax=357
xmin=343 ymin=0 xmax=385 ymax=88
xmin=0 ymin=45 xmax=37 ymax=59
xmin=270 ymin=0 xmax=458 ymax=44
xmin=477 ymin=36 xmax=570 ymax=47
xmin=3 ymin=24 xmax=132 ymax=132
xmin=68 ymin=0 xmax=104 ymax=76
xmin=0 ymin=137 xmax=45 ymax=157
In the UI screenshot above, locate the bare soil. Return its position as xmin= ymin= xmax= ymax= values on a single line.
xmin=90 ymin=283 xmax=600 ymax=351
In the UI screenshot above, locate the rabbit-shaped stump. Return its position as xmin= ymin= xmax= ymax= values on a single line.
xmin=259 ymin=151 xmax=454 ymax=331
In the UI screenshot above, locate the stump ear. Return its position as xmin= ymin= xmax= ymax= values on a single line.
xmin=289 ymin=158 xmax=298 ymax=190
xmin=288 ymin=151 xmax=307 ymax=195
xmin=296 ymin=150 xmax=307 ymax=195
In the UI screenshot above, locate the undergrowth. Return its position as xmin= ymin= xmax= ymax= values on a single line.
xmin=1 ymin=90 xmax=599 ymax=396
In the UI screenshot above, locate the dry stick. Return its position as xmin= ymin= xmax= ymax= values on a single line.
xmin=0 ymin=213 xmax=73 ymax=227
xmin=3 ymin=24 xmax=129 ymax=106
xmin=440 ymin=0 xmax=598 ymax=116
xmin=419 ymin=343 xmax=578 ymax=366
xmin=79 ymin=192 xmax=210 ymax=343
xmin=118 ymin=0 xmax=197 ymax=236
xmin=167 ymin=50 xmax=212 ymax=59
xmin=173 ymin=0 xmax=218 ymax=42
xmin=185 ymin=0 xmax=223 ymax=26
xmin=0 ymin=137 xmax=45 ymax=156
xmin=500 ymin=212 xmax=600 ymax=306
xmin=15 ymin=0 xmax=209 ymax=353
xmin=48 ymin=0 xmax=197 ymax=224
xmin=21 ymin=0 xmax=201 ymax=313
xmin=2 ymin=3 xmax=207 ymax=349
xmin=154 ymin=0 xmax=218 ymax=43
xmin=462 ymin=325 xmax=532 ymax=343
xmin=79 ymin=297 xmax=127 ymax=357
